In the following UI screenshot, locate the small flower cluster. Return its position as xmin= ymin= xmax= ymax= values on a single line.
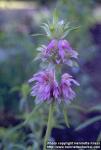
xmin=29 ymin=18 xmax=79 ymax=104
xmin=29 ymin=70 xmax=79 ymax=104
xmin=37 ymin=39 xmax=78 ymax=65
xmin=29 ymin=70 xmax=59 ymax=103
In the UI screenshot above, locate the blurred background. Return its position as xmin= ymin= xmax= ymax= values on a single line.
xmin=0 ymin=0 xmax=101 ymax=149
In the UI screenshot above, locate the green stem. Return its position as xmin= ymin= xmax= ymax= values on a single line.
xmin=63 ymin=103 xmax=70 ymax=128
xmin=63 ymin=107 xmax=70 ymax=128
xmin=43 ymin=103 xmax=53 ymax=150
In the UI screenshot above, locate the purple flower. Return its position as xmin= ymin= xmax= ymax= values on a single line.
xmin=58 ymin=39 xmax=78 ymax=61
xmin=60 ymin=73 xmax=79 ymax=103
xmin=29 ymin=71 xmax=79 ymax=104
xmin=46 ymin=39 xmax=57 ymax=54
xmin=29 ymin=70 xmax=60 ymax=103
xmin=38 ymin=39 xmax=78 ymax=65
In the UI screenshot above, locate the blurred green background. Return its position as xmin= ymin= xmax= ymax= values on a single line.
xmin=0 ymin=0 xmax=101 ymax=149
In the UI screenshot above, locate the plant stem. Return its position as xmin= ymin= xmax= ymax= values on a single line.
xmin=43 ymin=103 xmax=53 ymax=150
xmin=63 ymin=106 xmax=70 ymax=128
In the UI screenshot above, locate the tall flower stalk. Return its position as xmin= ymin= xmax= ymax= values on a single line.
xmin=29 ymin=14 xmax=80 ymax=149
xmin=43 ymin=102 xmax=53 ymax=150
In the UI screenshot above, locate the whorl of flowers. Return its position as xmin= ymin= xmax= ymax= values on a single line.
xmin=29 ymin=70 xmax=79 ymax=104
xmin=37 ymin=39 xmax=78 ymax=65
xmin=29 ymin=16 xmax=79 ymax=104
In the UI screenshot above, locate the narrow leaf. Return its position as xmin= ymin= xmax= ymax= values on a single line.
xmin=62 ymin=26 xmax=80 ymax=38
xmin=42 ymin=23 xmax=50 ymax=30
xmin=31 ymin=33 xmax=45 ymax=37
xmin=75 ymin=116 xmax=101 ymax=131
xmin=63 ymin=107 xmax=70 ymax=128
xmin=64 ymin=22 xmax=70 ymax=30
xmin=88 ymin=105 xmax=101 ymax=112
xmin=41 ymin=26 xmax=51 ymax=37
xmin=10 ymin=144 xmax=26 ymax=150
xmin=54 ymin=124 xmax=65 ymax=129
xmin=61 ymin=30 xmax=70 ymax=38
xmin=67 ymin=104 xmax=86 ymax=113
xmin=4 ymin=104 xmax=41 ymax=139
xmin=53 ymin=9 xmax=59 ymax=25
xmin=70 ymin=26 xmax=81 ymax=31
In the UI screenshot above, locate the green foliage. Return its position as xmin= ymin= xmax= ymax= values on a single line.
xmin=63 ymin=106 xmax=70 ymax=128
xmin=75 ymin=116 xmax=101 ymax=131
xmin=40 ymin=16 xmax=80 ymax=39
xmin=88 ymin=105 xmax=101 ymax=112
xmin=75 ymin=104 xmax=101 ymax=141
xmin=21 ymin=83 xmax=30 ymax=98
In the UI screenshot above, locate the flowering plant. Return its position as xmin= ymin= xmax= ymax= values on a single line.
xmin=29 ymin=13 xmax=80 ymax=150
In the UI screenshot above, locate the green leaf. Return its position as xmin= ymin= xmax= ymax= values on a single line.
xmin=42 ymin=23 xmax=50 ymax=30
xmin=21 ymin=83 xmax=30 ymax=98
xmin=10 ymin=86 xmax=20 ymax=93
xmin=75 ymin=116 xmax=101 ymax=131
xmin=63 ymin=107 xmax=70 ymax=128
xmin=24 ymin=104 xmax=42 ymax=123
xmin=4 ymin=104 xmax=41 ymax=139
xmin=9 ymin=144 xmax=26 ymax=150
xmin=0 ymin=127 xmax=8 ymax=138
xmin=69 ymin=26 xmax=81 ymax=33
xmin=41 ymin=25 xmax=51 ymax=38
xmin=67 ymin=104 xmax=86 ymax=113
xmin=88 ymin=105 xmax=101 ymax=112
xmin=53 ymin=9 xmax=59 ymax=25
xmin=54 ymin=124 xmax=64 ymax=129
xmin=31 ymin=33 xmax=45 ymax=37
xmin=61 ymin=30 xmax=70 ymax=38
xmin=4 ymin=122 xmax=25 ymax=139
xmin=61 ymin=26 xmax=80 ymax=38
xmin=64 ymin=22 xmax=70 ymax=30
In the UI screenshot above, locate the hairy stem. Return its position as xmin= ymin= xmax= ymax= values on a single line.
xmin=43 ymin=103 xmax=53 ymax=150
